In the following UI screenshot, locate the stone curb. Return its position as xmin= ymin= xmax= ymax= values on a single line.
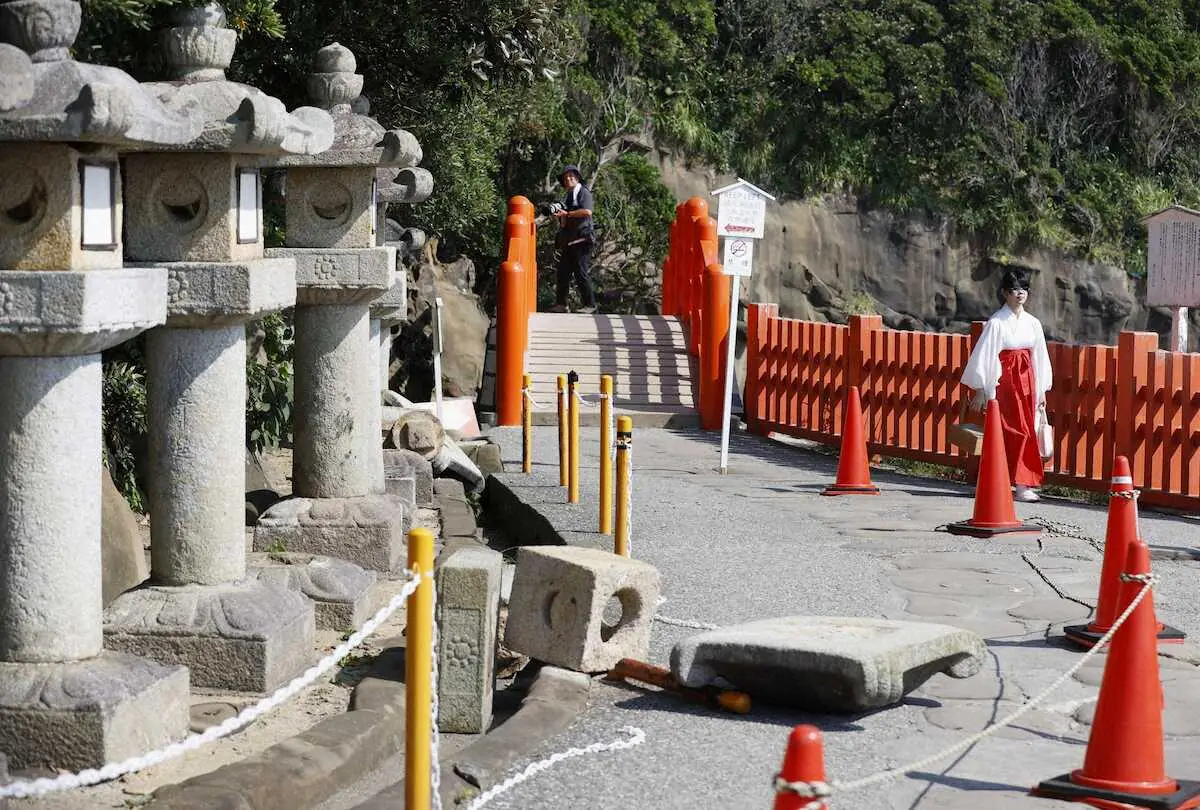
xmin=348 ymin=666 xmax=591 ymax=809
xmin=142 ymin=648 xmax=407 ymax=810
xmin=482 ymin=473 xmax=610 ymax=552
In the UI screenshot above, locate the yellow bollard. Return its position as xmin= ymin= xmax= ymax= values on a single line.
xmin=405 ymin=528 xmax=434 ymax=810
xmin=615 ymin=416 xmax=632 ymax=556
xmin=557 ymin=374 xmax=568 ymax=487
xmin=568 ymin=370 xmax=580 ymax=504
xmin=599 ymin=375 xmax=613 ymax=534
xmin=522 ymin=372 xmax=533 ymax=474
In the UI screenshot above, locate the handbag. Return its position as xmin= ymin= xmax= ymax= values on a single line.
xmin=947 ymin=400 xmax=985 ymax=456
xmin=1036 ymin=406 xmax=1054 ymax=461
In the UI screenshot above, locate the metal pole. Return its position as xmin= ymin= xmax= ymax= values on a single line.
xmin=568 ymin=369 xmax=580 ymax=504
xmin=615 ymin=416 xmax=632 ymax=556
xmin=599 ymin=374 xmax=613 ymax=534
xmin=557 ymin=374 xmax=568 ymax=487
xmin=718 ymin=274 xmax=741 ymax=474
xmin=405 ymin=527 xmax=434 ymax=810
xmin=521 ymin=372 xmax=532 ymax=474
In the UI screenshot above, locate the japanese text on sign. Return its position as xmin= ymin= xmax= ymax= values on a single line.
xmin=715 ymin=186 xmax=766 ymax=239
xmin=1147 ymin=215 xmax=1200 ymax=307
xmin=721 ymin=237 xmax=754 ymax=277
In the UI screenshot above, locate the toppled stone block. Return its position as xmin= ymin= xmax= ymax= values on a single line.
xmin=388 ymin=410 xmax=444 ymax=459
xmin=504 ymin=547 xmax=661 ymax=673
xmin=670 ymin=617 xmax=986 ymax=713
xmin=248 ymin=552 xmax=375 ymax=631
xmin=101 ymin=466 xmax=149 ymax=606
xmin=254 ymin=495 xmax=408 ymax=572
xmin=0 ymin=652 xmax=189 ymax=771
xmin=433 ymin=439 xmax=485 ymax=494
xmin=384 ymin=448 xmax=433 ymax=506
xmin=436 ymin=546 xmax=503 ymax=733
xmin=104 ymin=581 xmax=316 ymax=693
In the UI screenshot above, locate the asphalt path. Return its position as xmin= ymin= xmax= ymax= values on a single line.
xmin=469 ymin=424 xmax=1200 ymax=810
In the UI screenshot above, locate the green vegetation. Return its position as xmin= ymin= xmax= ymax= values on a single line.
xmin=85 ymin=0 xmax=1200 ymax=506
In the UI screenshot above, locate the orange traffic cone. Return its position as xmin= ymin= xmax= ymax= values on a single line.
xmin=946 ymin=399 xmax=1041 ymax=537
xmin=774 ymin=725 xmax=829 ymax=810
xmin=822 ymin=386 xmax=879 ymax=496
xmin=1034 ymin=540 xmax=1200 ymax=809
xmin=1065 ymin=456 xmax=1185 ymax=649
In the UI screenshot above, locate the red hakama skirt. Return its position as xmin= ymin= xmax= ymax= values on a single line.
xmin=996 ymin=348 xmax=1043 ymax=487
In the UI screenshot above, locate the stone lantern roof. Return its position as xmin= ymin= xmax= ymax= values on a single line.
xmin=0 ymin=0 xmax=202 ymax=145
xmin=141 ymin=3 xmax=333 ymax=155
xmin=271 ymin=43 xmax=424 ymax=169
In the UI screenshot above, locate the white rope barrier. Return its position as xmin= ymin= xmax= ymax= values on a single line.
xmin=0 ymin=569 xmax=427 ymax=799
xmin=521 ymin=386 xmax=543 ymax=409
xmin=774 ymin=574 xmax=1158 ymax=802
xmin=464 ymin=726 xmax=647 ymax=809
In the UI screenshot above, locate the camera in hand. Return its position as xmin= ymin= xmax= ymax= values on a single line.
xmin=536 ymin=201 xmax=565 ymax=218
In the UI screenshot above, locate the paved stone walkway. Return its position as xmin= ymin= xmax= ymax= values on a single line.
xmin=483 ymin=425 xmax=1200 ymax=809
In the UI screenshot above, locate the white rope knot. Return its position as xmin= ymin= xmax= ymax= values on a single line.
xmin=521 ymin=387 xmax=542 ymax=409
xmin=773 ymin=775 xmax=834 ymax=798
xmin=1109 ymin=489 xmax=1140 ymax=500
xmin=1119 ymin=572 xmax=1155 ymax=584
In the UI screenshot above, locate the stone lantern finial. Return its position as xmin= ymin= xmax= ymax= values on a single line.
xmin=307 ymin=43 xmax=363 ymax=111
xmin=0 ymin=0 xmax=82 ymax=63
xmin=161 ymin=3 xmax=237 ymax=84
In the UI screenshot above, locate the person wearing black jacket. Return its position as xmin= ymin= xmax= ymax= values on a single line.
xmin=551 ymin=165 xmax=597 ymax=313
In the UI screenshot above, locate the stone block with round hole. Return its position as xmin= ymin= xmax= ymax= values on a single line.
xmin=503 ymin=546 xmax=660 ymax=674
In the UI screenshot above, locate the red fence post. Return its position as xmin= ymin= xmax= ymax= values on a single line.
xmin=701 ymin=261 xmax=731 ymax=430
xmin=745 ymin=303 xmax=776 ymax=435
xmin=1115 ymin=331 xmax=1158 ymax=487
xmin=496 ymin=259 xmax=527 ymax=426
xmin=847 ymin=315 xmax=884 ymax=391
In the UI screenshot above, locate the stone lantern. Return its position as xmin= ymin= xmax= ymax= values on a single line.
xmin=253 ymin=44 xmax=428 ymax=570
xmin=0 ymin=0 xmax=203 ymax=769
xmin=101 ymin=4 xmax=338 ymax=695
xmin=371 ymin=160 xmax=432 ymax=409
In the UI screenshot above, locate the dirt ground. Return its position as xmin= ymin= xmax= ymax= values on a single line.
xmin=12 ymin=447 xmax=434 ymax=810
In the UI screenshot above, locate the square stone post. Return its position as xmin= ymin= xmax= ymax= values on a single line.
xmin=100 ymin=5 xmax=367 ymax=693
xmin=0 ymin=8 xmax=201 ymax=769
xmin=254 ymin=44 xmax=431 ymax=572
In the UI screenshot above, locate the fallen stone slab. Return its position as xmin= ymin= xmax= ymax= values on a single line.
xmin=433 ymin=439 xmax=485 ymax=494
xmin=670 ymin=616 xmax=986 ymax=713
xmin=384 ymin=448 xmax=433 ymax=506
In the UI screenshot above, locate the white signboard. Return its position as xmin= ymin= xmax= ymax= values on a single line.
xmin=721 ymin=236 xmax=754 ymax=277
xmin=1147 ymin=212 xmax=1200 ymax=307
xmin=715 ymin=185 xmax=766 ymax=239
xmin=237 ymin=169 xmax=260 ymax=244
xmin=80 ymin=163 xmax=115 ymax=248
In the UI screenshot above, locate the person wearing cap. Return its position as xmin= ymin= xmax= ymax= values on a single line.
xmin=960 ymin=268 xmax=1053 ymax=502
xmin=551 ymin=164 xmax=597 ymax=313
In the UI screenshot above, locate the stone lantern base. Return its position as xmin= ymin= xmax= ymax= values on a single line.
xmin=0 ymin=653 xmax=189 ymax=771
xmin=247 ymin=551 xmax=376 ymax=631
xmin=252 ymin=495 xmax=409 ymax=573
xmin=103 ymin=580 xmax=315 ymax=694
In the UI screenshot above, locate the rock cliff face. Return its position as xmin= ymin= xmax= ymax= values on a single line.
xmin=652 ymin=151 xmax=1193 ymax=348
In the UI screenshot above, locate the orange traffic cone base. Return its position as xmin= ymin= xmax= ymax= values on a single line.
xmin=1064 ymin=622 xmax=1187 ymax=650
xmin=946 ymin=518 xmax=1042 ymax=538
xmin=1033 ymin=773 xmax=1200 ymax=809
xmin=821 ymin=482 xmax=879 ymax=496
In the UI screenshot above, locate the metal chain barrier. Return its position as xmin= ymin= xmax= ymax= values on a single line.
xmin=774 ymin=574 xmax=1158 ymax=803
xmin=464 ymin=726 xmax=646 ymax=809
xmin=0 ymin=569 xmax=426 ymax=800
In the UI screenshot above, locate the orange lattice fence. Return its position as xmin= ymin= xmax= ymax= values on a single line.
xmin=745 ymin=307 xmax=1200 ymax=511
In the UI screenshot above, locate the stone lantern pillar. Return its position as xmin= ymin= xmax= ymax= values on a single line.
xmin=101 ymin=4 xmax=337 ymax=694
xmin=253 ymin=44 xmax=429 ymax=571
xmin=0 ymin=0 xmax=201 ymax=770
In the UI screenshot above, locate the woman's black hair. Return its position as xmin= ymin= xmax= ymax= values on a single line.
xmin=1000 ymin=268 xmax=1031 ymax=293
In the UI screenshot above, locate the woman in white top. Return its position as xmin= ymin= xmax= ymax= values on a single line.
xmin=960 ymin=269 xmax=1053 ymax=502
